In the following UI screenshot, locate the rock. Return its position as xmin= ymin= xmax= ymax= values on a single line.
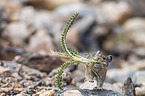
xmin=17 ymin=55 xmax=64 ymax=73
xmin=27 ymin=30 xmax=54 ymax=53
xmin=26 ymin=0 xmax=82 ymax=10
xmin=80 ymin=80 xmax=122 ymax=94
xmin=54 ymin=3 xmax=92 ymax=18
xmin=63 ymin=90 xmax=83 ymax=96
xmin=16 ymin=92 xmax=29 ymax=96
xmin=55 ymin=89 xmax=125 ymax=96
xmin=0 ymin=0 xmax=22 ymax=23
xmin=132 ymin=70 xmax=145 ymax=84
xmin=20 ymin=7 xmax=53 ymax=32
xmin=20 ymin=6 xmax=35 ymax=27
xmin=0 ymin=45 xmax=28 ymax=60
xmin=122 ymin=60 xmax=145 ymax=71
xmin=33 ymin=11 xmax=53 ymax=32
xmin=72 ymin=70 xmax=85 ymax=83
xmin=36 ymin=89 xmax=55 ymax=96
xmin=136 ymin=85 xmax=145 ymax=96
xmin=127 ymin=0 xmax=145 ymax=17
xmin=107 ymin=63 xmax=145 ymax=85
xmin=123 ymin=18 xmax=145 ymax=46
xmin=80 ymin=80 xmax=97 ymax=90
xmin=106 ymin=68 xmax=134 ymax=83
xmin=6 ymin=22 xmax=30 ymax=46
xmin=132 ymin=47 xmax=145 ymax=57
xmin=101 ymin=1 xmax=131 ymax=23
xmin=1 ymin=61 xmax=47 ymax=77
xmin=1 ymin=61 xmax=21 ymax=73
xmin=124 ymin=77 xmax=136 ymax=96
xmin=102 ymin=33 xmax=132 ymax=57
xmin=7 ymin=0 xmax=26 ymax=4
xmin=0 ymin=66 xmax=11 ymax=77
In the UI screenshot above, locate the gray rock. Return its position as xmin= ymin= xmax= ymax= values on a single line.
xmin=27 ymin=30 xmax=54 ymax=54
xmin=6 ymin=22 xmax=30 ymax=46
xmin=72 ymin=70 xmax=85 ymax=83
xmin=80 ymin=80 xmax=122 ymax=94
xmin=100 ymin=1 xmax=131 ymax=23
xmin=127 ymin=0 xmax=145 ymax=17
xmin=54 ymin=4 xmax=92 ymax=18
xmin=0 ymin=66 xmax=11 ymax=77
xmin=2 ymin=61 xmax=47 ymax=77
xmin=123 ymin=17 xmax=145 ymax=46
xmin=20 ymin=7 xmax=53 ymax=33
xmin=20 ymin=6 xmax=35 ymax=27
xmin=55 ymin=89 xmax=125 ymax=96
xmin=63 ymin=90 xmax=83 ymax=96
xmin=107 ymin=67 xmax=145 ymax=85
xmin=107 ymin=69 xmax=135 ymax=84
xmin=132 ymin=70 xmax=145 ymax=84
xmin=33 ymin=11 xmax=53 ymax=32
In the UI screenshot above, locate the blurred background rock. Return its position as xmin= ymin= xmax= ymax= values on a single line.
xmin=0 ymin=0 xmax=145 ymax=95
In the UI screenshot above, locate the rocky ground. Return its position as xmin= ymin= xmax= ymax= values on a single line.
xmin=0 ymin=0 xmax=145 ymax=96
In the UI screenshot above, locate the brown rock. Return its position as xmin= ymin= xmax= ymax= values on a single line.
xmin=26 ymin=0 xmax=82 ymax=10
xmin=20 ymin=55 xmax=64 ymax=73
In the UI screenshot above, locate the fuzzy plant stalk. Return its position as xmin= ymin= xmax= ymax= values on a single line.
xmin=52 ymin=12 xmax=112 ymax=90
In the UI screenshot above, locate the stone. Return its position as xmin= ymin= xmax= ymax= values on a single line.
xmin=0 ymin=45 xmax=28 ymax=60
xmin=1 ymin=61 xmax=21 ymax=73
xmin=122 ymin=60 xmax=145 ymax=71
xmin=63 ymin=90 xmax=83 ymax=96
xmin=136 ymin=86 xmax=145 ymax=96
xmin=127 ymin=0 xmax=145 ymax=17
xmin=54 ymin=3 xmax=92 ymax=18
xmin=1 ymin=61 xmax=47 ymax=77
xmin=80 ymin=80 xmax=97 ymax=90
xmin=55 ymin=89 xmax=125 ymax=96
xmin=123 ymin=17 xmax=145 ymax=46
xmin=27 ymin=30 xmax=54 ymax=53
xmin=101 ymin=1 xmax=131 ymax=23
xmin=20 ymin=7 xmax=53 ymax=33
xmin=106 ymin=68 xmax=134 ymax=83
xmin=16 ymin=92 xmax=29 ymax=96
xmin=20 ymin=6 xmax=35 ymax=27
xmin=72 ymin=70 xmax=85 ymax=83
xmin=36 ymin=89 xmax=55 ymax=96
xmin=0 ymin=66 xmax=11 ymax=77
xmin=124 ymin=77 xmax=136 ymax=96
xmin=107 ymin=63 xmax=145 ymax=85
xmin=26 ymin=0 xmax=82 ymax=10
xmin=16 ymin=55 xmax=64 ymax=73
xmin=132 ymin=70 xmax=145 ymax=84
xmin=6 ymin=22 xmax=30 ymax=46
xmin=33 ymin=11 xmax=53 ymax=32
xmin=102 ymin=32 xmax=132 ymax=57
xmin=80 ymin=80 xmax=122 ymax=94
xmin=132 ymin=47 xmax=145 ymax=57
